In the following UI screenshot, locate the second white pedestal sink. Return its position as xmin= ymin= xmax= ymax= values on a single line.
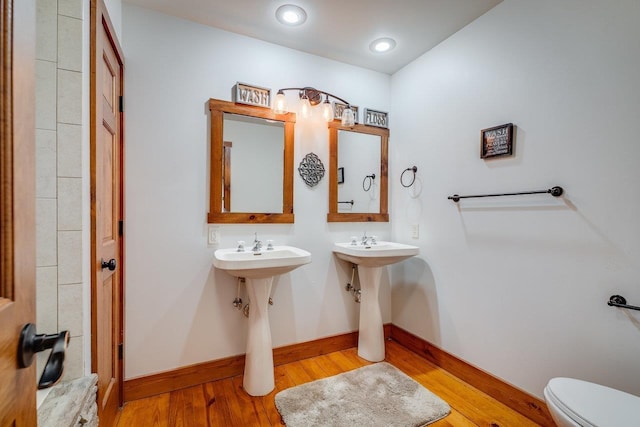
xmin=333 ymin=241 xmax=418 ymax=362
xmin=213 ymin=245 xmax=311 ymax=396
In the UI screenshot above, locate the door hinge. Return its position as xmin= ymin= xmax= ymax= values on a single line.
xmin=118 ymin=220 xmax=123 ymax=236
xmin=119 ymin=95 xmax=124 ymax=113
xmin=118 ymin=343 xmax=123 ymax=360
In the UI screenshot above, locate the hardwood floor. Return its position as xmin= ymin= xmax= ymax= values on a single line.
xmin=117 ymin=341 xmax=547 ymax=426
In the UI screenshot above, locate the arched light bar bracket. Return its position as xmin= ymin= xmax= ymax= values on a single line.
xmin=273 ymin=87 xmax=356 ymax=126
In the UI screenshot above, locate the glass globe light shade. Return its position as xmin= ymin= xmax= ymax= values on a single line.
xmin=321 ymin=98 xmax=334 ymax=122
xmin=341 ymin=106 xmax=355 ymax=126
xmin=273 ymin=91 xmax=287 ymax=114
xmin=299 ymin=95 xmax=312 ymax=118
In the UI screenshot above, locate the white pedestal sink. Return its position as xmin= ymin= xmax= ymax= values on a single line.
xmin=213 ymin=246 xmax=311 ymax=396
xmin=333 ymin=241 xmax=418 ymax=362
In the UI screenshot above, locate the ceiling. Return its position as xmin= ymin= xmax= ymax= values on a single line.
xmin=124 ymin=0 xmax=503 ymax=75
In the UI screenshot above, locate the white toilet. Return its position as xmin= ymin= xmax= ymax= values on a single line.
xmin=544 ymin=377 xmax=640 ymax=427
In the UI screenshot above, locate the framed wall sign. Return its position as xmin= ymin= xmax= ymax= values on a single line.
xmin=232 ymin=82 xmax=272 ymax=108
xmin=480 ymin=123 xmax=514 ymax=159
xmin=364 ymin=108 xmax=389 ymax=128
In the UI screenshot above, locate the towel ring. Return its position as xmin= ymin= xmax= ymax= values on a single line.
xmin=362 ymin=174 xmax=376 ymax=192
xmin=400 ymin=166 xmax=417 ymax=188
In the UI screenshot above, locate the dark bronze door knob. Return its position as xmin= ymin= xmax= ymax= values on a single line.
xmin=101 ymin=258 xmax=117 ymax=271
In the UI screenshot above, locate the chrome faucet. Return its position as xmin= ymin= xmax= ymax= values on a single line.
xmin=361 ymin=232 xmax=377 ymax=246
xmin=361 ymin=232 xmax=371 ymax=245
xmin=252 ymin=232 xmax=262 ymax=252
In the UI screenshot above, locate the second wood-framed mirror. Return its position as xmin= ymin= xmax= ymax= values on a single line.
xmin=327 ymin=122 xmax=389 ymax=222
xmin=208 ymin=98 xmax=296 ymax=223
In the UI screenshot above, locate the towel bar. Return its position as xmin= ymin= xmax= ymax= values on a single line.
xmin=608 ymin=295 xmax=640 ymax=311
xmin=448 ymin=186 xmax=563 ymax=203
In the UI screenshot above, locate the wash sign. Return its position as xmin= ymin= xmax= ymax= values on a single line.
xmin=233 ymin=82 xmax=271 ymax=108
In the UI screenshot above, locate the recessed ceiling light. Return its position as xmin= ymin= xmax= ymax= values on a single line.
xmin=276 ymin=5 xmax=307 ymax=26
xmin=369 ymin=37 xmax=397 ymax=53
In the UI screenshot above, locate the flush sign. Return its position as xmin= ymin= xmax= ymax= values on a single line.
xmin=364 ymin=108 xmax=389 ymax=128
xmin=233 ymin=82 xmax=271 ymax=108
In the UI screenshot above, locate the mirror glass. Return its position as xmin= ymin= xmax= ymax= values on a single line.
xmin=208 ymin=99 xmax=295 ymax=224
xmin=327 ymin=123 xmax=389 ymax=222
xmin=223 ymin=113 xmax=284 ymax=213
xmin=337 ymin=130 xmax=380 ymax=213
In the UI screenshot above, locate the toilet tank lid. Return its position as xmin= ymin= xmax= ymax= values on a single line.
xmin=547 ymin=377 xmax=640 ymax=427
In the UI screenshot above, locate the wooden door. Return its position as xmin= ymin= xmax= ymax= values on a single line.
xmin=90 ymin=0 xmax=124 ymax=425
xmin=0 ymin=0 xmax=37 ymax=425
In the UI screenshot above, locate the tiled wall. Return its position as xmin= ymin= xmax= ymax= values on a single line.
xmin=35 ymin=0 xmax=84 ymax=382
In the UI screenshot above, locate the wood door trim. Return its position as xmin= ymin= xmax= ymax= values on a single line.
xmin=90 ymin=0 xmax=125 ymax=415
xmin=0 ymin=0 xmax=15 ymax=300
xmin=95 ymin=0 xmax=123 ymax=62
xmin=389 ymin=324 xmax=553 ymax=426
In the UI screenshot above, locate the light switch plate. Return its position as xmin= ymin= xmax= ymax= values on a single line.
xmin=411 ymin=224 xmax=419 ymax=239
xmin=208 ymin=225 xmax=220 ymax=246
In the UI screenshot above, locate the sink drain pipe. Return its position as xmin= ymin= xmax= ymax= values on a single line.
xmin=232 ymin=277 xmax=244 ymax=309
xmin=242 ymin=297 xmax=274 ymax=318
xmin=345 ymin=264 xmax=361 ymax=303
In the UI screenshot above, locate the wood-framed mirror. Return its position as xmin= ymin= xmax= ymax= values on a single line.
xmin=208 ymin=98 xmax=296 ymax=223
xmin=327 ymin=122 xmax=389 ymax=222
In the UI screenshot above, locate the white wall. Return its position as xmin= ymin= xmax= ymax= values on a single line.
xmin=103 ymin=0 xmax=122 ymax=41
xmin=122 ymin=4 xmax=391 ymax=379
xmin=390 ymin=0 xmax=640 ymax=399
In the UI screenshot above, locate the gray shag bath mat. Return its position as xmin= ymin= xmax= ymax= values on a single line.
xmin=275 ymin=362 xmax=450 ymax=426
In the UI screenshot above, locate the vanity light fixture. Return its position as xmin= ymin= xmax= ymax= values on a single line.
xmin=299 ymin=93 xmax=312 ymax=119
xmin=275 ymin=4 xmax=307 ymax=26
xmin=369 ymin=37 xmax=397 ymax=53
xmin=272 ymin=87 xmax=356 ymax=126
